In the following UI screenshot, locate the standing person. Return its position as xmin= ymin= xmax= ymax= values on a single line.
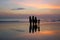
xmin=32 ymin=16 xmax=35 ymax=33
xmin=37 ymin=20 xmax=40 ymax=31
xmin=29 ymin=16 xmax=32 ymax=33
xmin=34 ymin=17 xmax=37 ymax=32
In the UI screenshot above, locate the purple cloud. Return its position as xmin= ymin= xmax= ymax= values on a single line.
xmin=12 ymin=8 xmax=25 ymax=10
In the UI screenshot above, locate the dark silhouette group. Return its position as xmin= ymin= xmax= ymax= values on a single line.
xmin=29 ymin=16 xmax=40 ymax=33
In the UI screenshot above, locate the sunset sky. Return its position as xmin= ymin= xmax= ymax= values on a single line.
xmin=0 ymin=1 xmax=60 ymax=40
xmin=0 ymin=0 xmax=60 ymax=15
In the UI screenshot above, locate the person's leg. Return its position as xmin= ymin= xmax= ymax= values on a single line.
xmin=29 ymin=23 xmax=32 ymax=33
xmin=32 ymin=23 xmax=34 ymax=33
xmin=38 ymin=27 xmax=40 ymax=31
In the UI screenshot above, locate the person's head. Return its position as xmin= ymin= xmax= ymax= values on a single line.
xmin=32 ymin=16 xmax=34 ymax=18
xmin=35 ymin=17 xmax=37 ymax=19
xmin=29 ymin=16 xmax=31 ymax=18
xmin=32 ymin=16 xmax=35 ymax=20
xmin=38 ymin=20 xmax=40 ymax=23
xmin=29 ymin=16 xmax=31 ymax=20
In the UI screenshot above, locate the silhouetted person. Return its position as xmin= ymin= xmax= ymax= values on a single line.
xmin=37 ymin=20 xmax=40 ymax=31
xmin=29 ymin=16 xmax=40 ymax=33
xmin=29 ymin=16 xmax=32 ymax=33
xmin=34 ymin=17 xmax=37 ymax=32
xmin=32 ymin=16 xmax=35 ymax=33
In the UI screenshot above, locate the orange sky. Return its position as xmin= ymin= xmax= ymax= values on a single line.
xmin=0 ymin=0 xmax=60 ymax=15
xmin=15 ymin=1 xmax=60 ymax=9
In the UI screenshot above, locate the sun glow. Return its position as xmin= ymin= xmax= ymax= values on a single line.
xmin=40 ymin=31 xmax=54 ymax=35
xmin=15 ymin=1 xmax=60 ymax=9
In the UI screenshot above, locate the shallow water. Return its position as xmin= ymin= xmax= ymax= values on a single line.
xmin=0 ymin=22 xmax=60 ymax=40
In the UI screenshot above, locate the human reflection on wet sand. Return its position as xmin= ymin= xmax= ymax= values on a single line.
xmin=29 ymin=16 xmax=40 ymax=33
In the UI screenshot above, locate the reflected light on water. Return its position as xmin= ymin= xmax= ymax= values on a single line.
xmin=16 ymin=30 xmax=60 ymax=37
xmin=39 ymin=31 xmax=54 ymax=35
